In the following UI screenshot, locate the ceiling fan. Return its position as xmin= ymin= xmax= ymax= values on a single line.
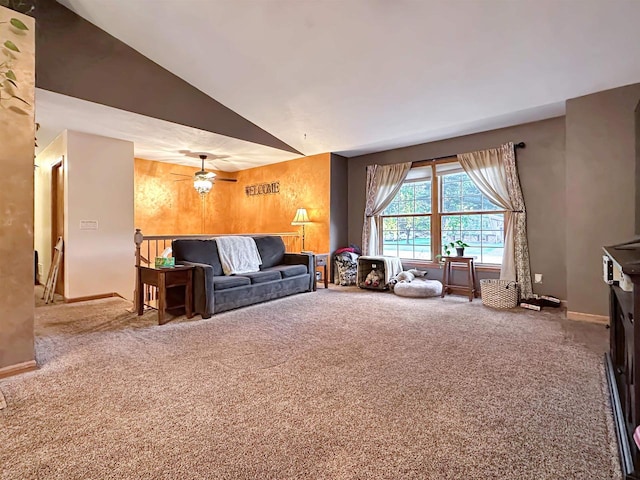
xmin=178 ymin=150 xmax=235 ymax=169
xmin=171 ymin=154 xmax=237 ymax=196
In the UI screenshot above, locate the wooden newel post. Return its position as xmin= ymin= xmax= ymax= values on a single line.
xmin=133 ymin=229 xmax=144 ymax=312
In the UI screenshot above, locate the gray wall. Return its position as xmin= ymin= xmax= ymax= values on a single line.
xmin=347 ymin=117 xmax=567 ymax=298
xmin=566 ymin=83 xmax=640 ymax=316
xmin=35 ymin=0 xmax=299 ymax=154
xmin=330 ymin=154 xmax=349 ymax=279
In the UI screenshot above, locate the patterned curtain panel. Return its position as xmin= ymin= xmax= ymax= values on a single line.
xmin=501 ymin=143 xmax=533 ymax=299
xmin=458 ymin=142 xmax=533 ymax=299
xmin=362 ymin=162 xmax=412 ymax=256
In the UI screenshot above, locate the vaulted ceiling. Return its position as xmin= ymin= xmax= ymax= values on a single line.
xmin=35 ymin=0 xmax=640 ymax=170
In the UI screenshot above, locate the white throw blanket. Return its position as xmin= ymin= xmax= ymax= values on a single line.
xmin=358 ymin=255 xmax=404 ymax=285
xmin=215 ymin=236 xmax=263 ymax=275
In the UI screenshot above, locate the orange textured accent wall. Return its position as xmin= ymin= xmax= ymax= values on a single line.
xmin=134 ymin=158 xmax=235 ymax=235
xmin=229 ymin=153 xmax=331 ymax=253
xmin=134 ymin=154 xmax=332 ymax=253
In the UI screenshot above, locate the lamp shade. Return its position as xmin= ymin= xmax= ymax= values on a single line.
xmin=291 ymin=208 xmax=310 ymax=225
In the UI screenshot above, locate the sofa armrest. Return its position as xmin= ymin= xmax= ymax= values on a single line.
xmin=180 ymin=261 xmax=215 ymax=318
xmin=284 ymin=253 xmax=314 ymax=291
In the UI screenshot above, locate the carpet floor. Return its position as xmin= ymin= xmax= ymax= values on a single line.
xmin=1 ymin=287 xmax=620 ymax=479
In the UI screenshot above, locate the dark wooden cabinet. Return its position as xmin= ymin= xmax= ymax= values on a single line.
xmin=604 ymin=244 xmax=640 ymax=479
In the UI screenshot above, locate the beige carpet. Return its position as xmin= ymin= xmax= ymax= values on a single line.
xmin=34 ymin=284 xmax=64 ymax=308
xmin=1 ymin=287 xmax=620 ymax=479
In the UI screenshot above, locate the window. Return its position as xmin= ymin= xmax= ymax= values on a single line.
xmin=382 ymin=180 xmax=432 ymax=260
xmin=380 ymin=161 xmax=505 ymax=265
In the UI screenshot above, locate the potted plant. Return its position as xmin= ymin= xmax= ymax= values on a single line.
xmin=437 ymin=240 xmax=469 ymax=260
xmin=452 ymin=240 xmax=469 ymax=256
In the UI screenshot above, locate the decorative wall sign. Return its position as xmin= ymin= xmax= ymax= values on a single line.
xmin=245 ymin=181 xmax=280 ymax=196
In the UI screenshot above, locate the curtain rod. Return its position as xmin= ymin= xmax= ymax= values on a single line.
xmin=412 ymin=141 xmax=526 ymax=164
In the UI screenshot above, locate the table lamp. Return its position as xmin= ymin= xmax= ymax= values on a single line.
xmin=291 ymin=208 xmax=311 ymax=251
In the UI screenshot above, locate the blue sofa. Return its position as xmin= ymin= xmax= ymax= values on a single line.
xmin=172 ymin=236 xmax=314 ymax=318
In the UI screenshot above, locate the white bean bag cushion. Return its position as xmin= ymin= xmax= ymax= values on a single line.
xmin=393 ymin=279 xmax=442 ymax=298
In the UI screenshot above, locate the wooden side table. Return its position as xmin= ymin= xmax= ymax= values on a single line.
xmin=314 ymin=253 xmax=329 ymax=289
xmin=440 ymin=256 xmax=478 ymax=302
xmin=137 ymin=265 xmax=194 ymax=325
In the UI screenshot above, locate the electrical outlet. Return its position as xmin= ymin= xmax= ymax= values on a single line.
xmin=534 ymin=273 xmax=543 ymax=284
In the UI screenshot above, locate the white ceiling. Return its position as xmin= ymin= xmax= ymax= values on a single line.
xmin=39 ymin=0 xmax=640 ymax=168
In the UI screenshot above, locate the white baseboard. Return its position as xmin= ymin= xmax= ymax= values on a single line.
xmin=566 ymin=311 xmax=609 ymax=325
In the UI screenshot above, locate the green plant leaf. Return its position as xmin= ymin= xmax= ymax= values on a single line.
xmin=4 ymin=40 xmax=20 ymax=52
xmin=10 ymin=94 xmax=29 ymax=105
xmin=10 ymin=18 xmax=28 ymax=30
xmin=6 ymin=70 xmax=16 ymax=81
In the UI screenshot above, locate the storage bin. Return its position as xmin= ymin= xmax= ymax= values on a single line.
xmin=480 ymin=279 xmax=519 ymax=309
xmin=334 ymin=251 xmax=359 ymax=286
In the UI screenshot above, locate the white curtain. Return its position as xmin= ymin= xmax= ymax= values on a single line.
xmin=457 ymin=143 xmax=532 ymax=298
xmin=362 ymin=162 xmax=412 ymax=255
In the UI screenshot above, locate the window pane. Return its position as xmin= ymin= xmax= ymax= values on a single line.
xmin=440 ymin=168 xmax=501 ymax=213
xmin=441 ymin=215 xmax=461 ymax=232
xmin=399 ymin=184 xmax=412 ymax=195
xmin=460 ymin=214 xmax=481 ymax=230
xmin=443 ymin=197 xmax=462 ymax=212
xmin=482 ymin=196 xmax=501 ymax=211
xmin=382 ymin=215 xmax=431 ymax=260
xmin=461 ymin=180 xmax=477 ymax=195
xmin=440 ymin=213 xmax=504 ymax=264
xmin=415 ymin=199 xmax=430 ymax=212
xmin=415 ymin=182 xmax=430 ymax=200
xmin=443 ymin=180 xmax=460 ymax=197
xmin=462 ymin=195 xmax=482 ymax=211
xmin=397 ymin=201 xmax=412 ymax=214
xmin=382 ymin=180 xmax=431 ymax=215
xmin=482 ymin=214 xmax=504 ymax=232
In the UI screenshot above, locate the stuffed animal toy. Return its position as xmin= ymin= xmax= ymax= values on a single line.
xmin=364 ymin=269 xmax=383 ymax=288
xmin=409 ymin=268 xmax=427 ymax=278
xmin=389 ymin=269 xmax=427 ymax=289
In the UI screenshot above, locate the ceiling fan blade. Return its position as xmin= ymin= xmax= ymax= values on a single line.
xmin=170 ymin=172 xmax=191 ymax=177
xmin=217 ymin=178 xmax=237 ymax=182
xmin=173 ymin=178 xmax=192 ymax=182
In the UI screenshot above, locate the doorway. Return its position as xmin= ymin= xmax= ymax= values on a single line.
xmin=51 ymin=158 xmax=64 ymax=296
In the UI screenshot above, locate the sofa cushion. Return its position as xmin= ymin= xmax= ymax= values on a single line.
xmin=172 ymin=239 xmax=223 ymax=276
xmin=253 ymin=236 xmax=285 ymax=269
xmin=212 ymin=275 xmax=251 ymax=290
xmin=243 ymin=270 xmax=282 ymax=284
xmin=264 ymin=264 xmax=307 ymax=278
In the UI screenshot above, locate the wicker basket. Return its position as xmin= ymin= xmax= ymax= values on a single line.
xmin=480 ymin=279 xmax=519 ymax=309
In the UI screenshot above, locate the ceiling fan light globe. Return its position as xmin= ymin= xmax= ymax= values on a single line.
xmin=194 ymin=176 xmax=213 ymax=196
